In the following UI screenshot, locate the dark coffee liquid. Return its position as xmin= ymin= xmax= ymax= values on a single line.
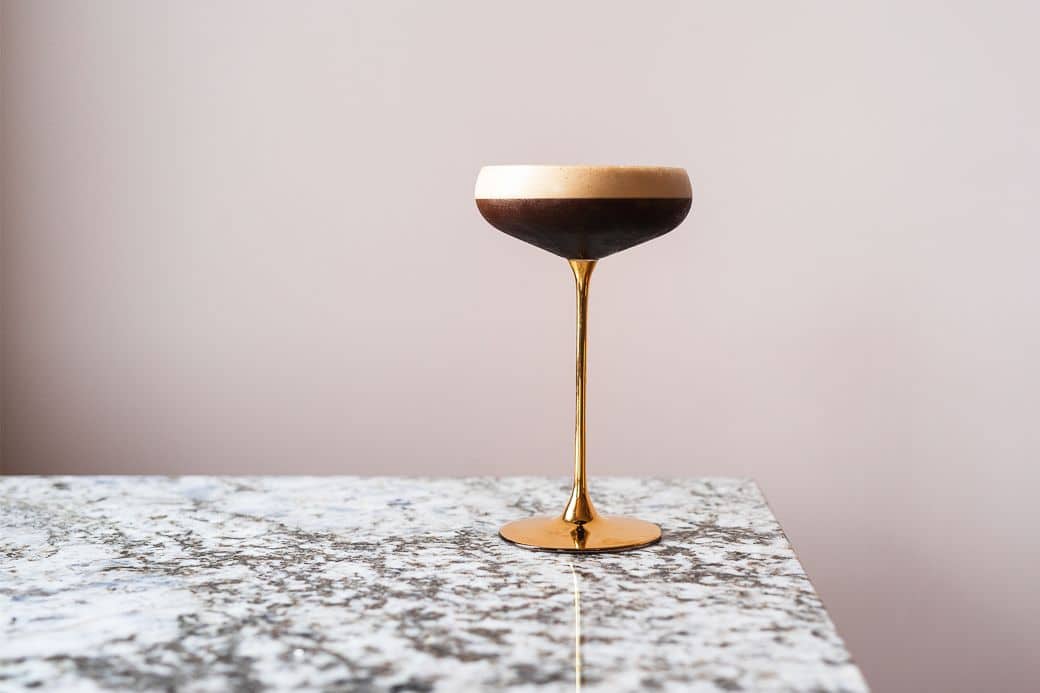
xmin=476 ymin=197 xmax=692 ymax=260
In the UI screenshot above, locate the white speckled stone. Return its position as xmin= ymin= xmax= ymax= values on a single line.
xmin=0 ymin=477 xmax=868 ymax=692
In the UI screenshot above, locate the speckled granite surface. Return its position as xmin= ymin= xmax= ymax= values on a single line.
xmin=0 ymin=477 xmax=867 ymax=692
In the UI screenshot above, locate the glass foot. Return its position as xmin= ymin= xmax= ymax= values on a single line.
xmin=499 ymin=515 xmax=661 ymax=552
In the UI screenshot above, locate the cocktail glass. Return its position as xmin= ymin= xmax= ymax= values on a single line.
xmin=475 ymin=165 xmax=693 ymax=551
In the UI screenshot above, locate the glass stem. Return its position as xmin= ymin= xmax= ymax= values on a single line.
xmin=563 ymin=259 xmax=598 ymax=524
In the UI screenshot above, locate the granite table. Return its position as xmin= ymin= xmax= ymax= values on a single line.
xmin=0 ymin=477 xmax=867 ymax=692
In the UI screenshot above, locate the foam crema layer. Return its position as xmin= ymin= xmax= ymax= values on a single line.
xmin=475 ymin=165 xmax=691 ymax=200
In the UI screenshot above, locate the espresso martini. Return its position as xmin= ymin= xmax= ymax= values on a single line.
xmin=475 ymin=165 xmax=691 ymax=259
xmin=475 ymin=165 xmax=693 ymax=552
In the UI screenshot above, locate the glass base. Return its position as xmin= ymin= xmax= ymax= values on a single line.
xmin=499 ymin=515 xmax=661 ymax=553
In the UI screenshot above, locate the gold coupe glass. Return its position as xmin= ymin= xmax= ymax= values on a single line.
xmin=475 ymin=165 xmax=692 ymax=551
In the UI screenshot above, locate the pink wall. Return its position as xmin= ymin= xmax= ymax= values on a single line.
xmin=3 ymin=2 xmax=1039 ymax=690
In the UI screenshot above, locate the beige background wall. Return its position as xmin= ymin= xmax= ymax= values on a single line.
xmin=3 ymin=2 xmax=1039 ymax=690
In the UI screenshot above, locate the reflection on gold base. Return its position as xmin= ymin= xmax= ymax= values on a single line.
xmin=500 ymin=515 xmax=661 ymax=553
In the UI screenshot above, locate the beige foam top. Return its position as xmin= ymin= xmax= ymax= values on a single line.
xmin=474 ymin=165 xmax=691 ymax=200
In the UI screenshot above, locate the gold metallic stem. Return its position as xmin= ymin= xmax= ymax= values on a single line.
xmin=498 ymin=257 xmax=659 ymax=551
xmin=562 ymin=259 xmax=598 ymax=525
